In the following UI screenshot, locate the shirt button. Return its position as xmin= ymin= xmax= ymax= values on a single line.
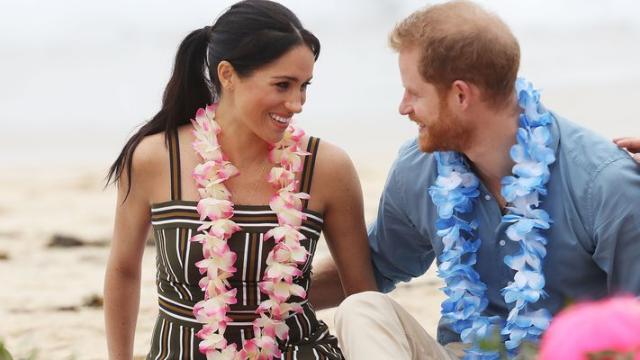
xmin=499 ymin=240 xmax=506 ymax=246
xmin=484 ymin=194 xmax=491 ymax=201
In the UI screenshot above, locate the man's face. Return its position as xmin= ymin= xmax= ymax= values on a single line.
xmin=397 ymin=47 xmax=470 ymax=153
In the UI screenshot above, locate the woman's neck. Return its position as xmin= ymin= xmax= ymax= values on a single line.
xmin=215 ymin=101 xmax=271 ymax=169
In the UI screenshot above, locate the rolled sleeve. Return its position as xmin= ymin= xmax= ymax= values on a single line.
xmin=368 ymin=159 xmax=434 ymax=293
xmin=590 ymin=156 xmax=640 ymax=295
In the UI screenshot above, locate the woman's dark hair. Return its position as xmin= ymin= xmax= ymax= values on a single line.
xmin=106 ymin=0 xmax=320 ymax=198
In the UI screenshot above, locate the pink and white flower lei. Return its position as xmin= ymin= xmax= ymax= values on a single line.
xmin=190 ymin=104 xmax=311 ymax=360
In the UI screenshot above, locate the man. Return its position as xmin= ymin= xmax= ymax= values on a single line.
xmin=310 ymin=1 xmax=640 ymax=359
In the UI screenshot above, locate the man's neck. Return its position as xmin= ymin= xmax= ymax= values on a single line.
xmin=463 ymin=101 xmax=520 ymax=206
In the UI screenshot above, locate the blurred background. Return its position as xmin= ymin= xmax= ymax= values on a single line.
xmin=2 ymin=0 xmax=639 ymax=167
xmin=0 ymin=0 xmax=638 ymax=358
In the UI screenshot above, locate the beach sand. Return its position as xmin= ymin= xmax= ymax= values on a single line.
xmin=0 ymin=163 xmax=444 ymax=359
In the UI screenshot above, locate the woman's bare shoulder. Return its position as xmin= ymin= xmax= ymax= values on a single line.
xmin=313 ymin=138 xmax=355 ymax=175
xmin=306 ymin=138 xmax=365 ymax=222
xmin=311 ymin=138 xmax=360 ymax=197
xmin=132 ymin=133 xmax=168 ymax=170
xmin=129 ymin=132 xmax=168 ymax=179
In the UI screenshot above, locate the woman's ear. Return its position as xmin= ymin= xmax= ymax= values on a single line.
xmin=217 ymin=60 xmax=236 ymax=92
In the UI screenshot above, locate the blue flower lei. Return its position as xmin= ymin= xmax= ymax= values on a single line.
xmin=429 ymin=78 xmax=556 ymax=358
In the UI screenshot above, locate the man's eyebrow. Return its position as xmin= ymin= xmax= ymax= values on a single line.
xmin=405 ymin=85 xmax=418 ymax=93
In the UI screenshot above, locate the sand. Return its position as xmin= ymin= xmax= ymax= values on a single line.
xmin=0 ymin=163 xmax=444 ymax=359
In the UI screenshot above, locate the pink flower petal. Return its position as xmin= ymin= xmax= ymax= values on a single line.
xmin=540 ymin=297 xmax=640 ymax=360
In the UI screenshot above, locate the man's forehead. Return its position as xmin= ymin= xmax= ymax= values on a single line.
xmin=398 ymin=46 xmax=420 ymax=63
xmin=398 ymin=47 xmax=422 ymax=78
xmin=399 ymin=53 xmax=428 ymax=90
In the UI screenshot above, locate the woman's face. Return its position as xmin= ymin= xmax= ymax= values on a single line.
xmin=223 ymin=45 xmax=315 ymax=144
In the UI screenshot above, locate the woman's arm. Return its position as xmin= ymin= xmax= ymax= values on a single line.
xmin=614 ymin=137 xmax=640 ymax=163
xmin=104 ymin=141 xmax=156 ymax=360
xmin=309 ymin=142 xmax=377 ymax=310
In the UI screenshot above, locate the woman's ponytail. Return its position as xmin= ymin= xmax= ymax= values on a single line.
xmin=106 ymin=27 xmax=213 ymax=199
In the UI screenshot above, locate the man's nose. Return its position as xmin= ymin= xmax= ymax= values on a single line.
xmin=399 ymin=95 xmax=412 ymax=115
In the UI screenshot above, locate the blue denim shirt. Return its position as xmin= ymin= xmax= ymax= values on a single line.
xmin=368 ymin=115 xmax=640 ymax=345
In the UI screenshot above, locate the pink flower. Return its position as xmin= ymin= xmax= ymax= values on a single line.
xmin=197 ymin=332 xmax=239 ymax=359
xmin=253 ymin=313 xmax=290 ymax=341
xmin=240 ymin=336 xmax=281 ymax=360
xmin=279 ymin=240 xmax=308 ymax=264
xmin=268 ymin=146 xmax=309 ymax=173
xmin=191 ymin=107 xmax=222 ymax=161
xmin=193 ymin=299 xmax=232 ymax=329
xmin=256 ymin=335 xmax=281 ymax=359
xmin=269 ymin=192 xmax=309 ymax=227
xmin=197 ymin=332 xmax=226 ymax=354
xmin=190 ymin=232 xmax=215 ymax=245
xmin=216 ymin=161 xmax=240 ymax=182
xmin=199 ymin=275 xmax=234 ymax=298
xmin=265 ymin=243 xmax=307 ymax=274
xmin=205 ymin=219 xmax=241 ymax=239
xmin=197 ymin=198 xmax=234 ymax=221
xmin=192 ymin=137 xmax=222 ymax=162
xmin=256 ymin=299 xmax=303 ymax=320
xmin=193 ymin=106 xmax=220 ymax=135
xmin=267 ymin=167 xmax=296 ymax=189
xmin=259 ymin=279 xmax=306 ymax=303
xmin=191 ymin=232 xmax=226 ymax=252
xmin=539 ymin=297 xmax=640 ymax=360
xmin=195 ymin=243 xmax=237 ymax=276
xmin=204 ymin=345 xmax=238 ymax=360
xmin=194 ymin=217 xmax=241 ymax=235
xmin=193 ymin=161 xmax=239 ymax=190
xmin=198 ymin=183 xmax=231 ymax=200
xmin=278 ymin=124 xmax=305 ymax=147
xmin=285 ymin=242 xmax=308 ymax=264
xmin=264 ymin=260 xmax=303 ymax=282
xmin=264 ymin=225 xmax=306 ymax=243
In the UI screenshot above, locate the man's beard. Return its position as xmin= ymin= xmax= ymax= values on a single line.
xmin=418 ymin=99 xmax=472 ymax=153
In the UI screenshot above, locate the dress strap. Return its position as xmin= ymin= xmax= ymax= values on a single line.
xmin=299 ymin=137 xmax=320 ymax=208
xmin=168 ymin=130 xmax=182 ymax=201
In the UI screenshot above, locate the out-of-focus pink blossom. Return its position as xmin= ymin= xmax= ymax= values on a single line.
xmin=539 ymin=297 xmax=640 ymax=360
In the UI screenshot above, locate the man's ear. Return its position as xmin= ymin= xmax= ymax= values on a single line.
xmin=451 ymin=80 xmax=473 ymax=110
xmin=217 ymin=60 xmax=236 ymax=91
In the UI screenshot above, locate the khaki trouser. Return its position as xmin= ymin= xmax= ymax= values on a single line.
xmin=335 ymin=291 xmax=466 ymax=360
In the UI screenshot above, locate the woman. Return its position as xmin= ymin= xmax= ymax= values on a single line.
xmin=104 ymin=1 xmax=376 ymax=359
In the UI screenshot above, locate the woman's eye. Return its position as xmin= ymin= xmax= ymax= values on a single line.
xmin=275 ymin=82 xmax=289 ymax=90
xmin=301 ymin=81 xmax=311 ymax=91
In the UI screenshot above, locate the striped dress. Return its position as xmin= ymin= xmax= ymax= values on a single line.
xmin=147 ymin=132 xmax=344 ymax=360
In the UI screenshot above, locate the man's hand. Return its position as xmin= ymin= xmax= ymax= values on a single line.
xmin=614 ymin=137 xmax=640 ymax=163
xmin=309 ymin=257 xmax=348 ymax=310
